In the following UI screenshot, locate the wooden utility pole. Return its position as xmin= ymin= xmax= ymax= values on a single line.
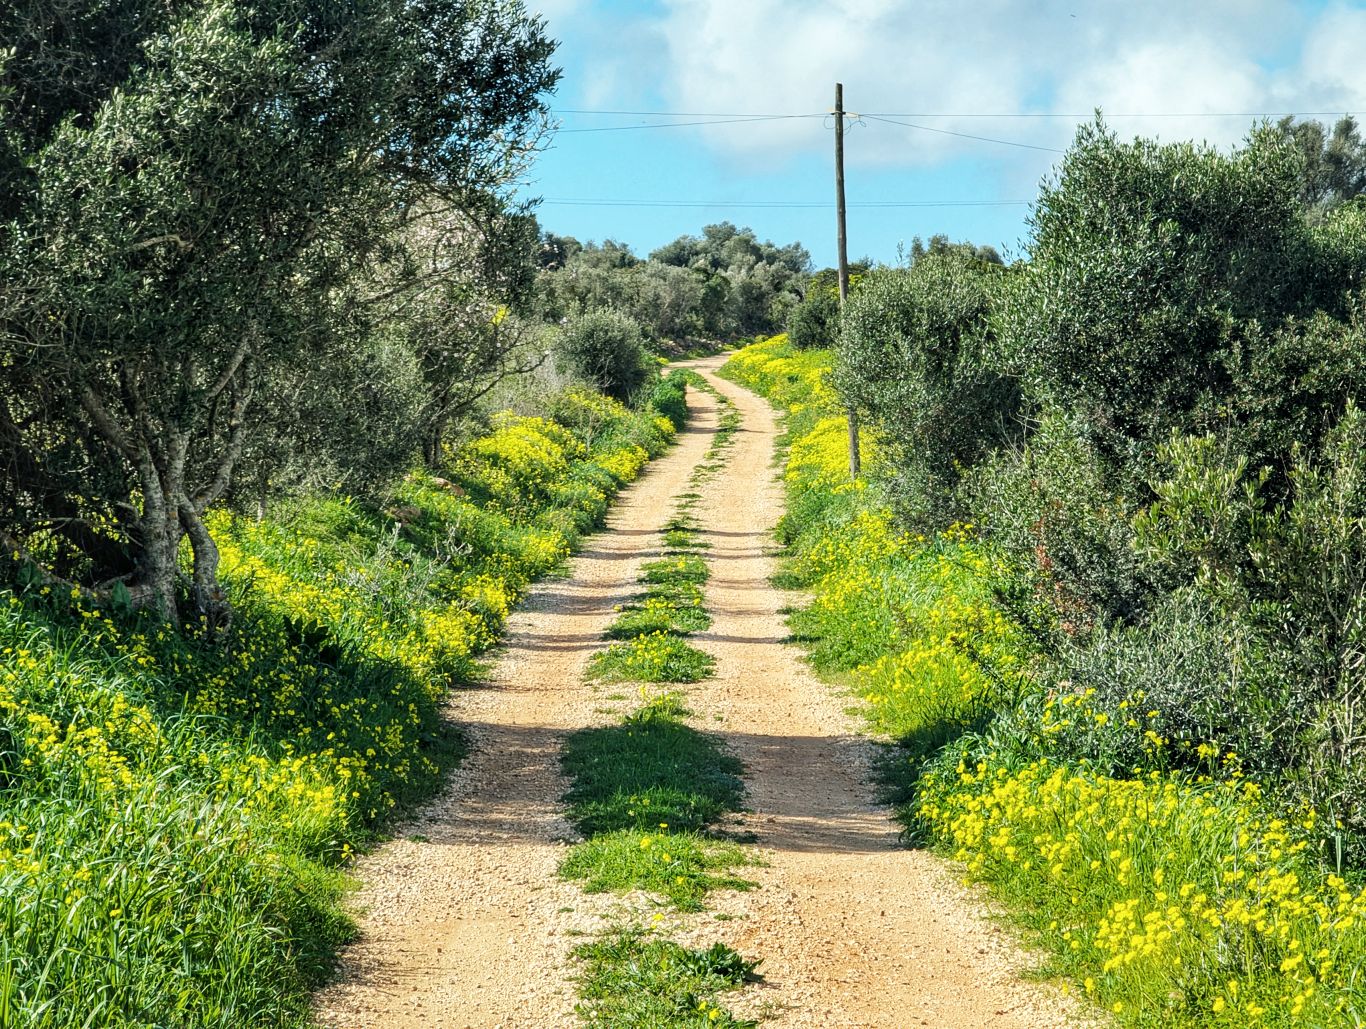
xmin=834 ymin=82 xmax=861 ymax=479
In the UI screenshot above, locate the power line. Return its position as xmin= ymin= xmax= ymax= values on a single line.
xmin=554 ymin=107 xmax=1357 ymax=119
xmin=556 ymin=114 xmax=821 ymax=133
xmin=553 ymin=108 xmax=823 ymax=118
xmin=540 ymin=197 xmax=1030 ymax=209
xmin=862 ymin=114 xmax=1066 ymax=153
xmin=868 ymin=111 xmax=1357 ymax=119
xmin=551 ymin=109 xmax=1070 ymax=152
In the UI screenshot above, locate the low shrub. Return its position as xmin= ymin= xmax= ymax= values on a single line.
xmin=556 ymin=309 xmax=654 ymax=402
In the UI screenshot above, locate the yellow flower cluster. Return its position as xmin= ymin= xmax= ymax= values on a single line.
xmin=921 ymin=756 xmax=1366 ymax=1023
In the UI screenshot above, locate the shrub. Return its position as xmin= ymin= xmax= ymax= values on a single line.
xmin=1001 ymin=119 xmax=1317 ymax=445
xmin=787 ymin=277 xmax=841 ymax=349
xmin=556 ymin=310 xmax=654 ymax=402
xmin=836 ymin=258 xmax=1019 ymax=527
xmin=961 ymin=409 xmax=1152 ymax=630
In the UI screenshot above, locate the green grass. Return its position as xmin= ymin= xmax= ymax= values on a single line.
xmin=562 ymin=696 xmax=745 ymax=836
xmin=560 ymin=830 xmax=756 ymax=911
xmin=663 ymin=512 xmax=710 ymax=553
xmin=641 ymin=555 xmax=709 ymax=586
xmin=560 ymin=696 xmax=753 ymax=909
xmin=641 ymin=579 xmax=706 ymax=608
xmin=587 ymin=633 xmax=715 ymax=683
xmin=574 ymin=930 xmax=759 ymax=1028
xmin=605 ymin=598 xmax=712 ymax=639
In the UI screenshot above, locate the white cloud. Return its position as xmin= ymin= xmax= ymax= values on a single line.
xmin=530 ymin=0 xmax=585 ymax=23
xmin=633 ymin=0 xmax=1366 ymax=170
xmin=1292 ymin=3 xmax=1366 ymax=110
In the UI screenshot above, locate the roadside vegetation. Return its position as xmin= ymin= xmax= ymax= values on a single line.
xmin=726 ymin=110 xmax=1366 ymax=1027
xmin=0 ymin=375 xmax=688 ymax=1027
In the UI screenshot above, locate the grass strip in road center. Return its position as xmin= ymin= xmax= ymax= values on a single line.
xmin=560 ymin=693 xmax=755 ymax=910
xmin=564 ymin=371 xmax=761 ymax=1026
xmin=574 ymin=930 xmax=759 ymax=1029
xmin=589 ymin=519 xmax=717 ymax=685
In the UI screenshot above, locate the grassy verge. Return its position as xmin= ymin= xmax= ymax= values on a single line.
xmin=0 ymin=373 xmax=691 ymax=1028
xmin=722 ymin=335 xmax=1366 ymax=1028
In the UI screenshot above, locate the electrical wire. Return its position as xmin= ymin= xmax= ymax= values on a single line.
xmin=556 ymin=114 xmax=822 ymax=133
xmin=540 ymin=197 xmax=1030 ymax=209
xmin=553 ymin=107 xmax=1356 ymax=119
xmin=551 ymin=109 xmax=1072 ymax=152
xmin=861 ymin=114 xmax=1065 ymax=153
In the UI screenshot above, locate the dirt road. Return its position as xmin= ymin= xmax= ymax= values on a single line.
xmin=314 ymin=356 xmax=1089 ymax=1028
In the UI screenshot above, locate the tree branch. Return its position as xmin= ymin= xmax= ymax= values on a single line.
xmin=78 ymin=387 xmax=138 ymax=461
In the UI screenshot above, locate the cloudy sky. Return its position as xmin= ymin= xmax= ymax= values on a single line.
xmin=523 ymin=0 xmax=1366 ymax=266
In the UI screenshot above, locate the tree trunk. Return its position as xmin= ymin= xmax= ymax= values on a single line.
xmin=179 ymin=496 xmax=231 ymax=637
xmin=131 ymin=444 xmax=183 ymax=625
xmin=423 ymin=417 xmax=447 ymax=470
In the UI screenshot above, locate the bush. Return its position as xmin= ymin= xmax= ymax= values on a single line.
xmin=787 ymin=278 xmax=841 ymax=349
xmin=1220 ymin=306 xmax=1366 ymax=483
xmin=1001 ymin=119 xmax=1317 ymax=445
xmin=556 ymin=310 xmax=653 ymax=402
xmin=647 ymin=369 xmax=691 ymax=431
xmin=962 ymin=410 xmax=1152 ymax=630
xmin=836 ymin=258 xmax=1019 ymax=527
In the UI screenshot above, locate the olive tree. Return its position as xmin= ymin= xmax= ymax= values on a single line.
xmin=0 ymin=0 xmax=558 ymax=628
xmin=1000 ymin=119 xmax=1315 ymax=445
xmin=835 ymin=257 xmax=1019 ymax=525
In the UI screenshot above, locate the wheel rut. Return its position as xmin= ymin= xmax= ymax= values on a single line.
xmin=314 ymin=386 xmax=723 ymax=1028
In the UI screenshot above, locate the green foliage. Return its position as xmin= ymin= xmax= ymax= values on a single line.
xmin=1001 ymin=119 xmax=1322 ymax=445
xmin=539 ymin=222 xmax=811 ymax=343
xmin=1221 ymin=305 xmax=1366 ymax=478
xmin=836 ymin=258 xmax=1020 ymax=526
xmin=787 ymin=274 xmax=841 ymax=350
xmin=606 ymin=600 xmax=711 ymax=640
xmin=560 ymin=829 xmax=756 ymax=911
xmin=725 ymin=335 xmax=1366 ymax=1025
xmin=1274 ymin=115 xmax=1366 ymax=213
xmin=648 ymin=370 xmax=692 ymax=431
xmin=574 ymin=931 xmax=759 ymax=1028
xmin=962 ymin=410 xmax=1152 ymax=628
xmin=587 ymin=633 xmax=716 ymax=683
xmin=556 ymin=310 xmax=654 ymax=402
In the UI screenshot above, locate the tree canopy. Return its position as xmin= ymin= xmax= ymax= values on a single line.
xmin=0 ymin=0 xmax=559 ymax=627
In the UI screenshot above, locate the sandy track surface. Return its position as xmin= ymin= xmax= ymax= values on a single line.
xmin=314 ymin=387 xmax=724 ymax=1028
xmin=670 ymin=358 xmax=1092 ymax=1028
xmin=314 ymin=357 xmax=1093 ymax=1028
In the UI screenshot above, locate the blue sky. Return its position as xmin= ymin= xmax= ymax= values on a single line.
xmin=521 ymin=1 xmax=1366 ymax=268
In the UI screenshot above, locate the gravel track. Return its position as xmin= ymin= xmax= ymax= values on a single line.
xmin=313 ymin=359 xmax=1094 ymax=1028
